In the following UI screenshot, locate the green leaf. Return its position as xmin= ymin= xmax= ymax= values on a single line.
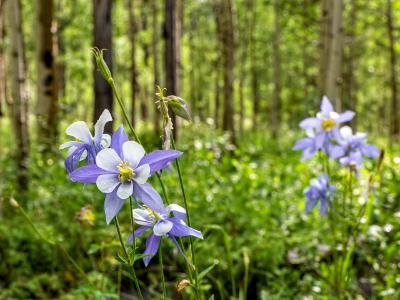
xmin=198 ymin=261 xmax=219 ymax=280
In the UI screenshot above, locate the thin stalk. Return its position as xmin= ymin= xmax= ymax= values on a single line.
xmin=156 ymin=172 xmax=170 ymax=204
xmin=159 ymin=239 xmax=167 ymax=299
xmin=114 ymin=216 xmax=144 ymax=300
xmin=171 ymin=136 xmax=199 ymax=296
xmin=109 ymin=80 xmax=141 ymax=144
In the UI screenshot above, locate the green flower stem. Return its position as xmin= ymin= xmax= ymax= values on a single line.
xmin=171 ymin=136 xmax=199 ymax=297
xmin=159 ymin=239 xmax=167 ymax=300
xmin=114 ymin=216 xmax=143 ymax=300
xmin=17 ymin=204 xmax=89 ymax=282
xmin=109 ymin=79 xmax=141 ymax=144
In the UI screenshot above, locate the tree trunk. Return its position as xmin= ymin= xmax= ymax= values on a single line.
xmin=93 ymin=0 xmax=113 ymax=133
xmin=387 ymin=0 xmax=399 ymax=138
xmin=343 ymin=0 xmax=358 ymax=129
xmin=214 ymin=2 xmax=223 ymax=129
xmin=151 ymin=0 xmax=161 ymax=134
xmin=37 ymin=0 xmax=58 ymax=149
xmin=0 ymin=0 xmax=6 ymax=118
xmin=271 ymin=0 xmax=281 ymax=135
xmin=7 ymin=0 xmax=29 ymax=192
xmin=141 ymin=1 xmax=149 ymax=122
xmin=164 ymin=0 xmax=181 ymax=139
xmin=248 ymin=0 xmax=259 ymax=130
xmin=319 ymin=0 xmax=331 ymax=99
xmin=325 ymin=0 xmax=343 ymax=108
xmin=127 ymin=0 xmax=140 ymax=127
xmin=220 ymin=0 xmax=235 ymax=141
xmin=238 ymin=0 xmax=251 ymax=134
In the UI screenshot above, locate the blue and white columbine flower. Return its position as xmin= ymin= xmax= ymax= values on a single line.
xmin=338 ymin=126 xmax=380 ymax=173
xmin=298 ymin=96 xmax=354 ymax=159
xmin=69 ymin=126 xmax=182 ymax=223
xmin=304 ymin=174 xmax=335 ymax=216
xmin=128 ymin=203 xmax=203 ymax=266
xmin=60 ymin=109 xmax=112 ymax=173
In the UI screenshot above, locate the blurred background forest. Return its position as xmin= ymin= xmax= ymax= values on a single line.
xmin=1 ymin=0 xmax=400 ymax=299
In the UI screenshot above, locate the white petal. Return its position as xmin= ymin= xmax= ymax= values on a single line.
xmin=59 ymin=141 xmax=77 ymax=150
xmin=340 ymin=126 xmax=353 ymax=140
xmin=67 ymin=145 xmax=78 ymax=156
xmin=153 ymin=220 xmax=173 ymax=236
xmin=133 ymin=164 xmax=150 ymax=184
xmin=132 ymin=208 xmax=154 ymax=226
xmin=117 ymin=181 xmax=133 ymax=199
xmin=96 ymin=174 xmax=120 ymax=193
xmin=329 ymin=111 xmax=340 ymax=120
xmin=96 ymin=148 xmax=121 ymax=171
xmin=310 ymin=179 xmax=323 ymax=190
xmin=122 ymin=141 xmax=145 ymax=168
xmin=94 ymin=109 xmax=112 ymax=143
xmin=166 ymin=204 xmax=186 ymax=215
xmin=101 ymin=134 xmax=111 ymax=148
xmin=80 ymin=150 xmax=88 ymax=161
xmin=65 ymin=121 xmax=93 ymax=144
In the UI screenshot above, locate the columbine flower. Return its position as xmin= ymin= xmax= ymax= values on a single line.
xmin=127 ymin=203 xmax=203 ymax=267
xmin=60 ymin=109 xmax=112 ymax=173
xmin=338 ymin=126 xmax=380 ymax=173
xmin=304 ymin=174 xmax=335 ymax=216
xmin=69 ymin=126 xmax=182 ymax=224
xmin=299 ymin=96 xmax=355 ymax=156
xmin=293 ymin=129 xmax=318 ymax=160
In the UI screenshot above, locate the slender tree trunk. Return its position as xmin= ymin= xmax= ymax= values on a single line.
xmin=7 ymin=0 xmax=29 ymax=192
xmin=346 ymin=0 xmax=358 ymax=129
xmin=0 ymin=0 xmax=6 ymax=118
xmin=164 ymin=0 xmax=181 ymax=139
xmin=127 ymin=0 xmax=140 ymax=127
xmin=271 ymin=0 xmax=281 ymax=135
xmin=319 ymin=0 xmax=331 ymax=98
xmin=141 ymin=1 xmax=149 ymax=122
xmin=151 ymin=0 xmax=161 ymax=134
xmin=325 ymin=0 xmax=343 ymax=108
xmin=56 ymin=0 xmax=66 ymax=100
xmin=248 ymin=0 xmax=259 ymax=130
xmin=214 ymin=2 xmax=223 ymax=129
xmin=220 ymin=0 xmax=235 ymax=141
xmin=188 ymin=12 xmax=196 ymax=118
xmin=387 ymin=0 xmax=399 ymax=138
xmin=93 ymin=0 xmax=113 ymax=132
xmin=37 ymin=0 xmax=58 ymax=149
xmin=238 ymin=0 xmax=250 ymax=134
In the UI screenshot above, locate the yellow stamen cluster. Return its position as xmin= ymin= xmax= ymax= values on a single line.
xmin=322 ymin=118 xmax=336 ymax=131
xmin=117 ymin=161 xmax=134 ymax=182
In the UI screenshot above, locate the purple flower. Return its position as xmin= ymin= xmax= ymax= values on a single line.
xmin=60 ymin=109 xmax=113 ymax=173
xmin=69 ymin=126 xmax=182 ymax=224
xmin=304 ymin=174 xmax=335 ymax=216
xmin=338 ymin=126 xmax=380 ymax=173
xmin=127 ymin=203 xmax=203 ymax=267
xmin=298 ymin=96 xmax=354 ymax=157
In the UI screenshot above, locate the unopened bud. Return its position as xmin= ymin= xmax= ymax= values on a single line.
xmin=91 ymin=47 xmax=113 ymax=83
xmin=9 ymin=198 xmax=20 ymax=208
xmin=166 ymin=96 xmax=192 ymax=122
xmin=176 ymin=279 xmax=191 ymax=293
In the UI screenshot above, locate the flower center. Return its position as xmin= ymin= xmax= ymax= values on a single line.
xmin=117 ymin=161 xmax=134 ymax=182
xmin=145 ymin=207 xmax=161 ymax=222
xmin=322 ymin=118 xmax=336 ymax=131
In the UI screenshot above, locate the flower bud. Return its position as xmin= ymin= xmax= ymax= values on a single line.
xmin=91 ymin=47 xmax=113 ymax=84
xmin=166 ymin=96 xmax=192 ymax=122
xmin=9 ymin=198 xmax=20 ymax=208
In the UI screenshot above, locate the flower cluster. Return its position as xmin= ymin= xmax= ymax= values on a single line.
xmin=61 ymin=110 xmax=202 ymax=266
xmin=294 ymin=96 xmax=379 ymax=171
xmin=295 ymin=96 xmax=380 ymax=215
